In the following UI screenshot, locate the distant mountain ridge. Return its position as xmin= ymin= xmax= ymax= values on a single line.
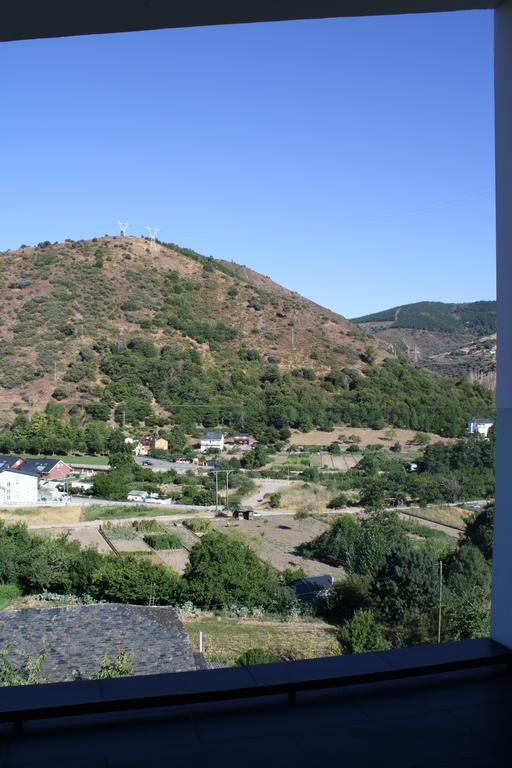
xmin=352 ymin=300 xmax=496 ymax=387
xmin=352 ymin=301 xmax=496 ymax=336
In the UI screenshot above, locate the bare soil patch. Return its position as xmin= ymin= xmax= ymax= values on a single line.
xmin=289 ymin=426 xmax=453 ymax=448
xmin=156 ymin=549 xmax=190 ymax=574
xmin=209 ymin=514 xmax=343 ymax=579
xmin=114 ymin=539 xmax=153 ymax=553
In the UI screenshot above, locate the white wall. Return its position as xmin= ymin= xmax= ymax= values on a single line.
xmin=0 ymin=471 xmax=38 ymax=504
xmin=491 ymin=0 xmax=512 ymax=648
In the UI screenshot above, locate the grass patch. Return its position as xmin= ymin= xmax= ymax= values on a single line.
xmin=22 ymin=454 xmax=109 ymax=466
xmin=80 ymin=505 xmax=196 ymax=522
xmin=182 ymin=614 xmax=338 ymax=666
xmin=404 ymin=505 xmax=469 ymax=531
xmin=102 ymin=523 xmax=138 ymax=540
xmin=183 ymin=518 xmax=211 ymax=533
xmin=0 ymin=583 xmax=22 ymax=610
xmin=0 ymin=507 xmax=38 ymax=516
xmin=401 ymin=519 xmax=452 ymax=541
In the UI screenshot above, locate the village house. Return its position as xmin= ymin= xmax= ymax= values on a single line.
xmin=0 ymin=455 xmax=23 ymax=472
xmin=134 ymin=437 xmax=168 ymax=455
xmin=20 ymin=457 xmax=71 ymax=481
xmin=200 ymin=432 xmax=225 ymax=453
xmin=233 ymin=433 xmax=251 ymax=446
xmin=468 ymin=418 xmax=494 ymax=438
xmin=0 ymin=467 xmax=39 ymax=505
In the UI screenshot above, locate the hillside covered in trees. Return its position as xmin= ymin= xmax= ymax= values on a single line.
xmin=352 ymin=300 xmax=496 ymax=384
xmin=0 ymin=236 xmax=494 ymax=451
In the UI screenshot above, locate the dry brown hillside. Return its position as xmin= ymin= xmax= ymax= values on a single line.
xmin=0 ymin=235 xmax=379 ymax=418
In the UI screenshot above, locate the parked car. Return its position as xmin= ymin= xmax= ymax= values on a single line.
xmin=142 ymin=460 xmax=152 ymax=466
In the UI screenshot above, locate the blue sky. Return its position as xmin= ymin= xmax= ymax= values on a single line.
xmin=1 ymin=11 xmax=495 ymax=318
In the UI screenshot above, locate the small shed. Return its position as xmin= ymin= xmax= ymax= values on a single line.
xmin=289 ymin=575 xmax=334 ymax=603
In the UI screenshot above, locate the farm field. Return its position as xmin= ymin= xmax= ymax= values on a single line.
xmin=288 ymin=426 xmax=453 ymax=448
xmin=156 ymin=549 xmax=189 ymax=574
xmin=183 ymin=612 xmax=339 ymax=666
xmin=0 ymin=505 xmax=83 ymax=525
xmin=403 ymin=505 xmax=470 ymax=531
xmin=32 ymin=526 xmax=113 ymax=553
xmin=209 ymin=514 xmax=344 ymax=578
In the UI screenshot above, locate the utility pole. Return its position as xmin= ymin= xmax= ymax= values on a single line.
xmin=225 ymin=469 xmax=233 ymax=512
xmin=54 ymin=360 xmax=57 ymax=383
xmin=28 ymin=398 xmax=32 ymax=422
xmin=122 ymin=410 xmax=126 ymax=428
xmin=291 ymin=325 xmax=295 ymax=349
xmin=438 ymin=560 xmax=443 ymax=644
xmin=215 ymin=471 xmax=219 ymax=513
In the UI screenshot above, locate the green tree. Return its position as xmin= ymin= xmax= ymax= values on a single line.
xmin=337 ymin=609 xmax=388 ymax=654
xmin=463 ymin=504 xmax=494 ymax=560
xmin=269 ymin=492 xmax=281 ymax=508
xmin=372 ymin=542 xmax=438 ymax=624
xmin=183 ymin=532 xmax=292 ymax=611
xmin=90 ymin=555 xmax=182 ymax=605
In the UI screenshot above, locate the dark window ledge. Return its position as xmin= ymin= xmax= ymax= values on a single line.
xmin=0 ymin=637 xmax=510 ymax=729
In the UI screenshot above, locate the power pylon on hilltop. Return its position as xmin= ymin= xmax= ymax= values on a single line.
xmin=145 ymin=226 xmax=160 ymax=251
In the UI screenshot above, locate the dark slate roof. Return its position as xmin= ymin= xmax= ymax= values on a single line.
xmin=0 ymin=604 xmax=199 ymax=682
xmin=0 ymin=455 xmax=22 ymax=471
xmin=0 ymin=466 xmax=39 ymax=478
xmin=290 ymin=575 xmax=334 ymax=602
xmin=21 ymin=457 xmax=67 ymax=474
xmin=201 ymin=432 xmax=224 ymax=440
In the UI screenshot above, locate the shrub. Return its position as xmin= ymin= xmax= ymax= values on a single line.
xmin=337 ymin=609 xmax=388 ymax=654
xmin=93 ymin=650 xmax=133 ymax=679
xmin=143 ymin=532 xmax=182 ymax=550
xmin=269 ymin=492 xmax=281 ymax=508
xmin=90 ymin=555 xmax=182 ymax=605
xmin=183 ymin=518 xmax=211 ymax=533
xmin=327 ymin=493 xmax=348 ymax=509
xmin=236 ymin=647 xmax=280 ymax=666
xmin=183 ymin=532 xmax=292 ymax=611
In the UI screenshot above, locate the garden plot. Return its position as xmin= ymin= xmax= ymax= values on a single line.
xmin=31 ymin=526 xmax=112 ymax=554
xmin=209 ymin=514 xmax=344 ymax=579
xmin=156 ymin=549 xmax=190 ymax=574
xmin=113 ymin=538 xmax=153 ymax=553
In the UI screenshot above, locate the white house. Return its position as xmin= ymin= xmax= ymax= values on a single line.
xmin=0 ymin=468 xmax=38 ymax=505
xmin=468 ymin=418 xmax=494 ymax=438
xmin=200 ymin=432 xmax=225 ymax=453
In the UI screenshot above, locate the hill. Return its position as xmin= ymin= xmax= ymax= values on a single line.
xmin=352 ymin=301 xmax=496 ymax=385
xmin=0 ymin=237 xmax=494 ymax=451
